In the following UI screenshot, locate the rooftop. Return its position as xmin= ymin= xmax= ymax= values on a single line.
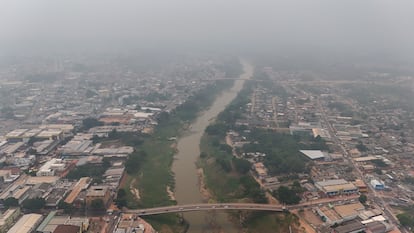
xmin=299 ymin=150 xmax=326 ymax=160
xmin=316 ymin=179 xmax=348 ymax=187
xmin=87 ymin=186 xmax=109 ymax=197
xmin=334 ymin=203 xmax=365 ymax=218
xmin=7 ymin=213 xmax=43 ymax=233
xmin=65 ymin=177 xmax=90 ymax=204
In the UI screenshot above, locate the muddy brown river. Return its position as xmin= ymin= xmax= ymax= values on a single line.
xmin=172 ymin=61 xmax=253 ymax=233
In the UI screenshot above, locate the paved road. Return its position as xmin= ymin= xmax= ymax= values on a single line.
xmin=124 ymin=195 xmax=361 ymax=217
xmin=316 ymin=97 xmax=407 ymax=233
xmin=124 ymin=203 xmax=285 ymax=216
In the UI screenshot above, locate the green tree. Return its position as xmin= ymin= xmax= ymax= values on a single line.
xmin=200 ymin=152 xmax=208 ymax=158
xmin=58 ymin=201 xmax=74 ymax=214
xmin=125 ymin=151 xmax=146 ymax=174
xmin=359 ymin=194 xmax=367 ymax=204
xmin=108 ymin=129 xmax=118 ymax=139
xmin=115 ymin=189 xmax=127 ymax=209
xmin=82 ymin=117 xmax=104 ymax=130
xmin=275 ymin=186 xmax=301 ymax=205
xmin=4 ymin=197 xmax=18 ymax=208
xmin=397 ymin=213 xmax=414 ymax=228
xmin=157 ymin=112 xmax=170 ymax=125
xmin=65 ymin=164 xmax=106 ymax=180
xmin=216 ymin=158 xmax=232 ymax=172
xmin=233 ymin=158 xmax=251 ymax=174
xmin=22 ymin=198 xmax=46 ymax=211
xmin=356 ymin=142 xmax=368 ymax=152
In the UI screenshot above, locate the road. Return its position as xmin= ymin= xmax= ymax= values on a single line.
xmin=124 ymin=195 xmax=363 ymax=217
xmin=272 ymin=97 xmax=280 ymax=128
xmin=316 ymin=97 xmax=407 ymax=233
xmin=125 ymin=203 xmax=285 ymax=216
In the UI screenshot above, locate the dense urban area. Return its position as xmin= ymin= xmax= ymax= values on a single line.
xmin=0 ymin=54 xmax=414 ymax=233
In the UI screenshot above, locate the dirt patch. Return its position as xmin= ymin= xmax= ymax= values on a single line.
xmin=197 ymin=168 xmax=212 ymax=200
xmin=225 ymin=135 xmax=233 ymax=146
xmin=166 ymin=186 xmax=176 ymax=201
xmin=118 ymin=173 xmax=128 ymax=189
xmin=292 ymin=210 xmax=317 ymax=233
xmin=300 ymin=209 xmax=323 ymax=226
xmin=130 ymin=178 xmax=141 ymax=200
xmin=159 ymin=225 xmax=174 ymax=233
xmin=170 ymin=143 xmax=178 ymax=152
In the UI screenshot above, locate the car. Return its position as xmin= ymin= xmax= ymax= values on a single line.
xmin=196 ymin=206 xmax=200 ymax=209
xmin=179 ymin=207 xmax=183 ymax=210
xmin=212 ymin=206 xmax=216 ymax=209
xmin=224 ymin=205 xmax=229 ymax=208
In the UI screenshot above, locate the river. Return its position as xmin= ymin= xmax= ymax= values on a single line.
xmin=172 ymin=60 xmax=253 ymax=233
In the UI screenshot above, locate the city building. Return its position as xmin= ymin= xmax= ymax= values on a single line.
xmin=7 ymin=213 xmax=43 ymax=233
xmin=370 ymin=179 xmax=385 ymax=190
xmin=115 ymin=214 xmax=156 ymax=233
xmin=36 ymin=159 xmax=67 ymax=177
xmin=315 ymin=179 xmax=358 ymax=196
xmin=299 ymin=150 xmax=327 ymax=160
xmin=36 ymin=211 xmax=88 ymax=233
xmin=0 ymin=208 xmax=20 ymax=233
xmin=353 ymin=180 xmax=368 ymax=193
xmin=86 ymin=185 xmax=111 ymax=208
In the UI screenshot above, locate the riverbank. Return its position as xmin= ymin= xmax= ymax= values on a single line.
xmin=170 ymin=60 xmax=252 ymax=233
xmin=197 ymin=64 xmax=305 ymax=232
xmin=118 ymin=79 xmax=236 ymax=232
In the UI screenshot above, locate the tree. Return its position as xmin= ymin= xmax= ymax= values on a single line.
xmin=397 ymin=213 xmax=414 ymax=228
xmin=372 ymin=159 xmax=387 ymax=168
xmin=108 ymin=129 xmax=118 ymax=139
xmin=4 ymin=197 xmax=18 ymax=208
xmin=251 ymin=188 xmax=268 ymax=204
xmin=82 ymin=117 xmax=104 ymax=130
xmin=90 ymin=199 xmax=105 ymax=210
xmin=58 ymin=201 xmax=74 ymax=214
xmin=157 ymin=112 xmax=169 ymax=125
xmin=92 ymin=134 xmax=101 ymax=144
xmin=216 ymin=158 xmax=232 ymax=172
xmin=115 ymin=189 xmax=127 ymax=209
xmin=22 ymin=198 xmax=46 ymax=211
xmin=359 ymin=194 xmax=367 ymax=204
xmin=200 ymin=152 xmax=208 ymax=158
xmin=275 ymin=186 xmax=301 ymax=205
xmin=233 ymin=158 xmax=251 ymax=174
xmin=356 ymin=142 xmax=368 ymax=152
xmin=125 ymin=151 xmax=146 ymax=174
xmin=205 ymin=123 xmax=228 ymax=137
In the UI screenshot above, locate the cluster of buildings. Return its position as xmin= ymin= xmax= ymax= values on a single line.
xmin=315 ymin=202 xmax=394 ymax=233
xmin=0 ymin=54 xmax=239 ymax=233
xmin=222 ymin=67 xmax=414 ymax=232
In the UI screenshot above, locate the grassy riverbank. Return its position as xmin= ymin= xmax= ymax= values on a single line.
xmin=198 ymin=80 xmax=303 ymax=233
xmin=118 ymin=79 xmax=236 ymax=232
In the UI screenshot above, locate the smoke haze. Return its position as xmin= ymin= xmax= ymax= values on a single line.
xmin=1 ymin=0 xmax=414 ymax=62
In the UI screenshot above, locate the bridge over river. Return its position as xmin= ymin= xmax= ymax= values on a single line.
xmin=124 ymin=203 xmax=286 ymax=216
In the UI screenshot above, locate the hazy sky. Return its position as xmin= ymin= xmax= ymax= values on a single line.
xmin=1 ymin=0 xmax=414 ymax=56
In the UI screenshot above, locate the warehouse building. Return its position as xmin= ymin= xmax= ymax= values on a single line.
xmin=370 ymin=179 xmax=385 ymax=190
xmin=315 ymin=179 xmax=358 ymax=196
xmin=7 ymin=214 xmax=42 ymax=233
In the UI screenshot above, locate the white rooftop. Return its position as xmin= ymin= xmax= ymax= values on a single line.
xmin=299 ymin=150 xmax=326 ymax=160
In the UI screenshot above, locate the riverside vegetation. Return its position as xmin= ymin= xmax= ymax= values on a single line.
xmin=94 ymin=60 xmax=242 ymax=232
xmin=198 ymin=79 xmax=328 ymax=232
